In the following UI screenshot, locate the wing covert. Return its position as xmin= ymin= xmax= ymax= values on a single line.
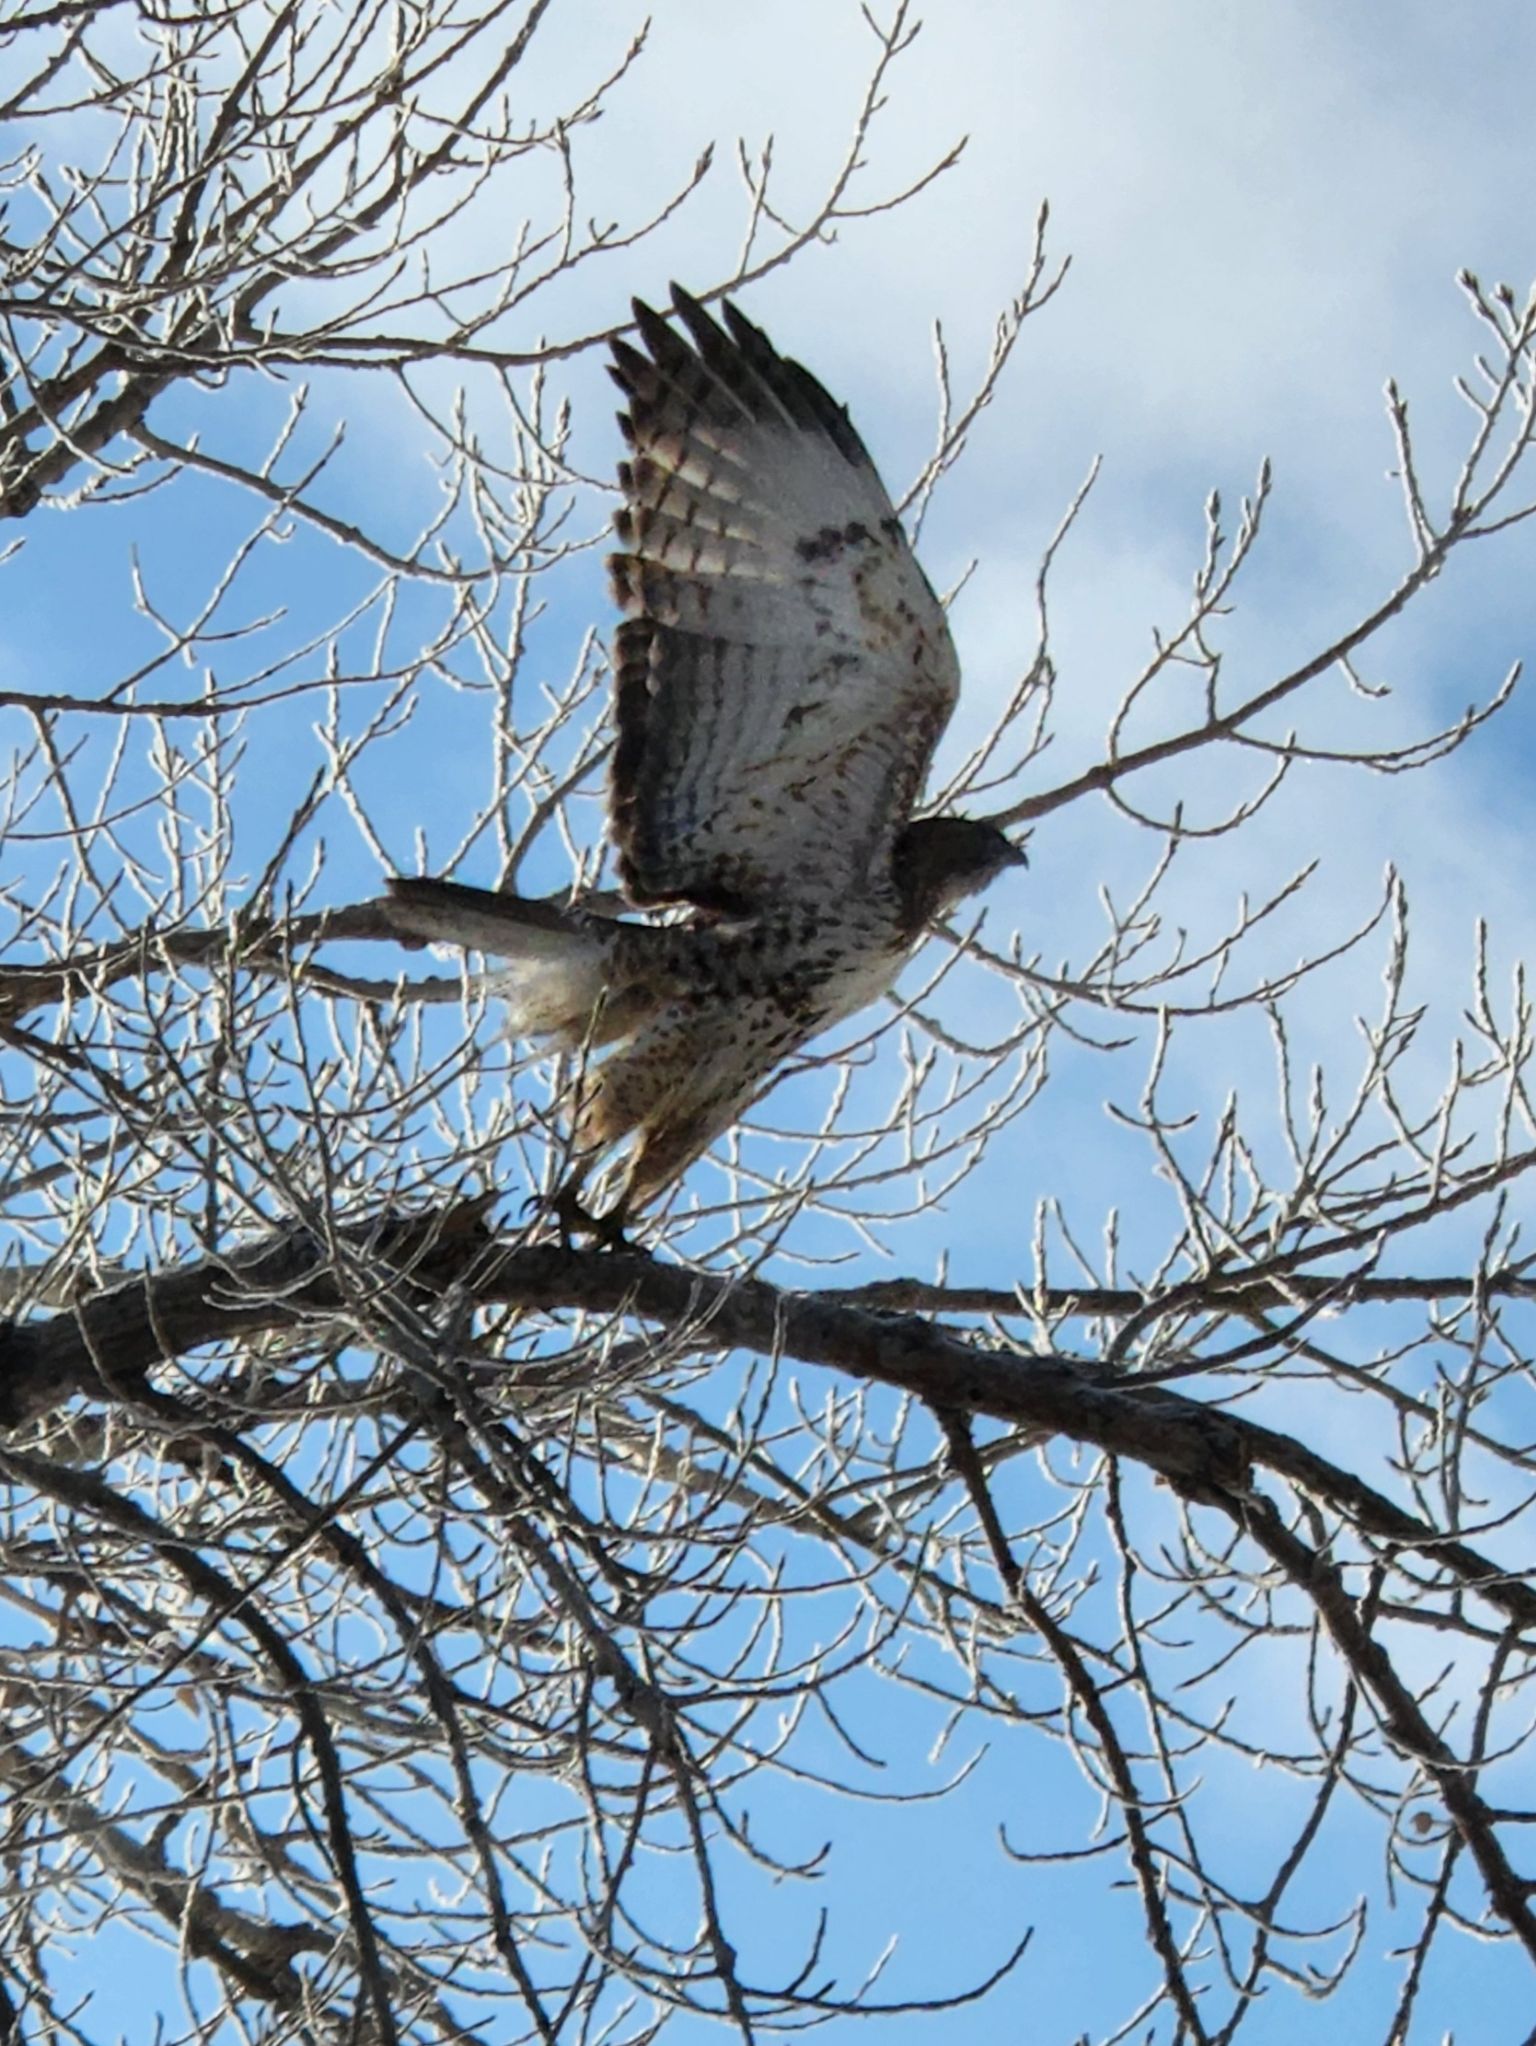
xmin=607 ymin=287 xmax=960 ymax=915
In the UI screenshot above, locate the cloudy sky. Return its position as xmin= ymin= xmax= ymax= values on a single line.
xmin=435 ymin=0 xmax=1529 ymax=971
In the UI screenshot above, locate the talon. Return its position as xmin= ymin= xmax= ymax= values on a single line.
xmin=554 ymin=1181 xmax=631 ymax=1251
xmin=524 ymin=1182 xmax=630 ymax=1250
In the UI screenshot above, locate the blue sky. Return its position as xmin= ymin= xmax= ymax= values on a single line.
xmin=9 ymin=2 xmax=1536 ymax=2039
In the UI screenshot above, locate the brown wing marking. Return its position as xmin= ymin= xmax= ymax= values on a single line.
xmin=606 ymin=286 xmax=960 ymax=917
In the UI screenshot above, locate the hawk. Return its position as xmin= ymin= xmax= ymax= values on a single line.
xmin=385 ymin=286 xmax=1023 ymax=1240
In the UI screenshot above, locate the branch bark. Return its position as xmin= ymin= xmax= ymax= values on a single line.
xmin=7 ymin=1219 xmax=1534 ymax=1639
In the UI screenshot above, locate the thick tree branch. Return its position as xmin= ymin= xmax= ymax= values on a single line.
xmin=7 ymin=1221 xmax=1534 ymax=1639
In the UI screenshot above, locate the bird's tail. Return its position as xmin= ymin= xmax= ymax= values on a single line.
xmin=383 ymin=877 xmax=625 ymax=1046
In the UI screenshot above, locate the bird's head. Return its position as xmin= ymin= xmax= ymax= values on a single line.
xmin=892 ymin=815 xmax=1027 ymax=931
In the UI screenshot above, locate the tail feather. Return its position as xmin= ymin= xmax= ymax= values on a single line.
xmin=383 ymin=877 xmax=619 ymax=1043
xmin=384 ymin=876 xmax=590 ymax=953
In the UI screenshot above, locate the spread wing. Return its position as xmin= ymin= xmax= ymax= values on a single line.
xmin=607 ymin=286 xmax=960 ymax=917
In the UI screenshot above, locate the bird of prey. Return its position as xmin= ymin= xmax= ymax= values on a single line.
xmin=385 ymin=285 xmax=1023 ymax=1241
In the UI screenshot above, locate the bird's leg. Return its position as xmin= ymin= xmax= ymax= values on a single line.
xmin=571 ymin=1187 xmax=631 ymax=1252
xmin=522 ymin=1175 xmax=631 ymax=1251
xmin=553 ymin=1176 xmax=631 ymax=1251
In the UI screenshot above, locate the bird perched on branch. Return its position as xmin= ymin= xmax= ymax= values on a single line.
xmin=385 ymin=285 xmax=1023 ymax=1242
